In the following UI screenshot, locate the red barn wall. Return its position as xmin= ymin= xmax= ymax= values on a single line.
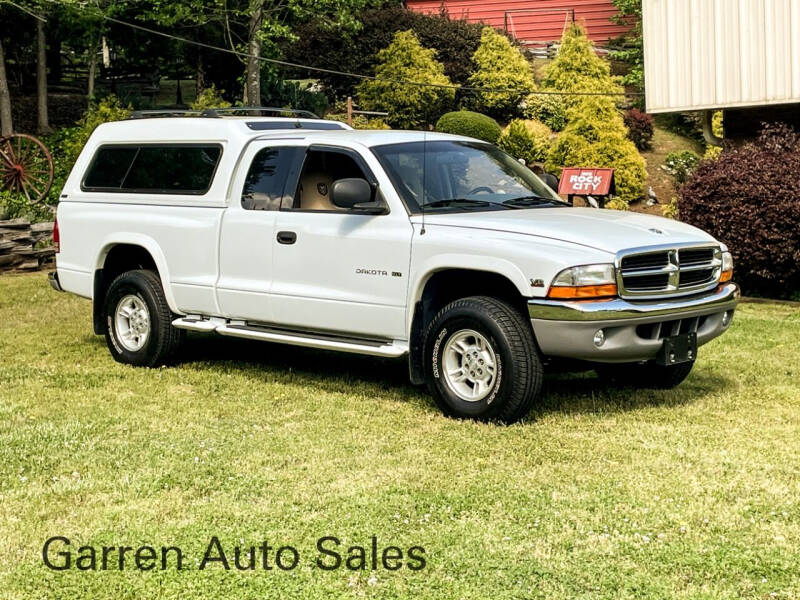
xmin=405 ymin=0 xmax=628 ymax=46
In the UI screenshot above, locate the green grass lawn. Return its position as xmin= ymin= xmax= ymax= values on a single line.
xmin=1 ymin=272 xmax=799 ymax=599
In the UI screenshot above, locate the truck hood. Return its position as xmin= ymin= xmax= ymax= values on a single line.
xmin=411 ymin=207 xmax=718 ymax=254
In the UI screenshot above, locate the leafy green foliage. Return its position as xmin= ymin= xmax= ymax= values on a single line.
xmin=541 ymin=23 xmax=624 ymax=111
xmin=496 ymin=120 xmax=551 ymax=165
xmin=663 ymin=150 xmax=700 ymax=184
xmin=326 ymin=113 xmax=391 ymax=130
xmin=357 ymin=31 xmax=455 ymax=129
xmin=435 ymin=110 xmax=502 ymax=143
xmin=190 ymin=85 xmax=232 ymax=110
xmin=545 ymin=97 xmax=646 ymax=208
xmin=286 ymin=6 xmax=485 ymax=99
xmin=467 ymin=27 xmax=535 ymax=120
xmin=609 ymin=0 xmax=644 ymax=105
xmin=523 ymin=93 xmax=567 ymax=132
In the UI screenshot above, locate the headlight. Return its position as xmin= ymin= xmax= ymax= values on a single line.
xmin=548 ymin=264 xmax=618 ymax=299
xmin=720 ymin=251 xmax=733 ymax=282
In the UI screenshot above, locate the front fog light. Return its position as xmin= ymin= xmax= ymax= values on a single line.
xmin=593 ymin=329 xmax=606 ymax=347
xmin=722 ymin=310 xmax=733 ymax=327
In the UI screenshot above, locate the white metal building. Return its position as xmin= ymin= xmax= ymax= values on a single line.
xmin=643 ymin=0 xmax=800 ymax=114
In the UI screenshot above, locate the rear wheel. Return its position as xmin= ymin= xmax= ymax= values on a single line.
xmin=423 ymin=296 xmax=542 ymax=424
xmin=595 ymin=360 xmax=695 ymax=389
xmin=103 ymin=269 xmax=183 ymax=367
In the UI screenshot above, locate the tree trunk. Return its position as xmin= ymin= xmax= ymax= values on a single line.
xmin=244 ymin=0 xmax=264 ymax=106
xmin=36 ymin=18 xmax=52 ymax=135
xmin=195 ymin=49 xmax=205 ymax=98
xmin=87 ymin=39 xmax=98 ymax=102
xmin=0 ymin=38 xmax=13 ymax=136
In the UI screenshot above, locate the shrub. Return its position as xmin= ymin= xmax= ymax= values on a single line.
xmin=663 ymin=150 xmax=700 ymax=184
xmin=523 ymin=93 xmax=567 ymax=131
xmin=467 ymin=27 xmax=535 ymax=120
xmin=190 ymin=85 xmax=232 ymax=110
xmin=356 ymin=31 xmax=455 ymax=129
xmin=285 ymin=6 xmax=484 ymax=98
xmin=623 ymin=108 xmax=654 ymax=150
xmin=326 ymin=113 xmax=391 ymax=130
xmin=545 ymin=96 xmax=646 ymax=207
xmin=435 ymin=111 xmax=502 ymax=143
xmin=704 ymin=111 xmax=724 ymax=160
xmin=680 ymin=122 xmax=800 ymax=297
xmin=542 ymin=23 xmax=624 ymax=111
xmin=497 ymin=119 xmax=551 ymax=164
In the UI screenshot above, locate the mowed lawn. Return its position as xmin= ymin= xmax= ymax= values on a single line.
xmin=1 ymin=272 xmax=799 ymax=599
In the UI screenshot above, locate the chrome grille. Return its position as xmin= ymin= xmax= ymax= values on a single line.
xmin=617 ymin=244 xmax=722 ymax=299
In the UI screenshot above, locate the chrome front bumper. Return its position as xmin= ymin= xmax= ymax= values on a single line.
xmin=528 ymin=283 xmax=739 ymax=363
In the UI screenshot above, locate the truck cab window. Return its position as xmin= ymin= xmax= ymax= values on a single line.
xmin=293 ymin=150 xmax=368 ymax=211
xmin=242 ymin=147 xmax=302 ymax=210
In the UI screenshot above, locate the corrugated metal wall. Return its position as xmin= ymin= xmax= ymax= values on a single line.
xmin=643 ymin=0 xmax=800 ymax=113
xmin=405 ymin=1 xmax=628 ymax=45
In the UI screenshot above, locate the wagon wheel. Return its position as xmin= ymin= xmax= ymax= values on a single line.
xmin=0 ymin=133 xmax=55 ymax=207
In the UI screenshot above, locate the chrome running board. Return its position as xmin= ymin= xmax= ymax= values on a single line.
xmin=172 ymin=317 xmax=408 ymax=357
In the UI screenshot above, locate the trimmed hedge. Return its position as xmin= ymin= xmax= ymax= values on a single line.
xmin=680 ymin=123 xmax=800 ymax=298
xmin=435 ymin=111 xmax=502 ymax=143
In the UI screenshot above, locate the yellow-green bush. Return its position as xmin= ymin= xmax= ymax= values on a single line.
xmin=467 ymin=27 xmax=535 ymax=120
xmin=497 ymin=119 xmax=551 ymax=164
xmin=326 ymin=113 xmax=391 ymax=130
xmin=357 ymin=30 xmax=455 ymax=129
xmin=523 ymin=92 xmax=567 ymax=131
xmin=190 ymin=85 xmax=232 ymax=111
xmin=545 ymin=97 xmax=646 ymax=208
xmin=704 ymin=111 xmax=724 ymax=160
xmin=541 ymin=23 xmax=623 ymax=111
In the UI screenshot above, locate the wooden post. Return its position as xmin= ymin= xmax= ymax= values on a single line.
xmin=346 ymin=96 xmax=353 ymax=127
xmin=0 ymin=38 xmax=13 ymax=136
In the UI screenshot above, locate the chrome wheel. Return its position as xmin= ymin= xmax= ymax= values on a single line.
xmin=114 ymin=294 xmax=151 ymax=352
xmin=442 ymin=329 xmax=497 ymax=402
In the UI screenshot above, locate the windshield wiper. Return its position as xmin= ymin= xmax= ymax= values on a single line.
xmin=423 ymin=198 xmax=497 ymax=210
xmin=501 ymin=195 xmax=566 ymax=208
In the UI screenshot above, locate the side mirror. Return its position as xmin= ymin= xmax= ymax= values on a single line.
xmin=331 ymin=178 xmax=372 ymax=209
xmin=331 ymin=178 xmax=387 ymax=214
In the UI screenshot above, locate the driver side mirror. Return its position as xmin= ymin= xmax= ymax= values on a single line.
xmin=331 ymin=178 xmax=387 ymax=214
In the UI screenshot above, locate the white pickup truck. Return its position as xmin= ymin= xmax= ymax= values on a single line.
xmin=51 ymin=112 xmax=739 ymax=423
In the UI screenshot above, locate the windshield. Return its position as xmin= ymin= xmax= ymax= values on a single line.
xmin=372 ymin=140 xmax=567 ymax=213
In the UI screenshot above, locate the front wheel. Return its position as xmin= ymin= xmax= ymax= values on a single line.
xmin=423 ymin=296 xmax=542 ymax=424
xmin=595 ymin=360 xmax=695 ymax=389
xmin=103 ymin=269 xmax=184 ymax=367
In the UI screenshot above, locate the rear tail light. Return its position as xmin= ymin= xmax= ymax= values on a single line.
xmin=53 ymin=218 xmax=60 ymax=253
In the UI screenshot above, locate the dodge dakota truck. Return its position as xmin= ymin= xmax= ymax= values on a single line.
xmin=50 ymin=113 xmax=739 ymax=423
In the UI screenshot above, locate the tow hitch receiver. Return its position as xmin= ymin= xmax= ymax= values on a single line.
xmin=656 ymin=332 xmax=697 ymax=366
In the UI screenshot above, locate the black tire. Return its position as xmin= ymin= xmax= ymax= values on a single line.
xmin=423 ymin=296 xmax=542 ymax=424
xmin=595 ymin=360 xmax=695 ymax=389
xmin=103 ymin=269 xmax=184 ymax=367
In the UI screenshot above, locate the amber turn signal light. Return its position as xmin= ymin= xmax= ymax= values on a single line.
xmin=547 ymin=284 xmax=618 ymax=299
xmin=720 ymin=270 xmax=733 ymax=283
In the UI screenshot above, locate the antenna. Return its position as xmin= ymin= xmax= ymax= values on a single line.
xmin=420 ymin=131 xmax=427 ymax=236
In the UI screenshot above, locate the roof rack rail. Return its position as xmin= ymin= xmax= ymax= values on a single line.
xmin=130 ymin=109 xmax=206 ymax=119
xmin=200 ymin=107 xmax=320 ymax=119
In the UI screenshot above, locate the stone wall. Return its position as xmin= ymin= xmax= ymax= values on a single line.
xmin=0 ymin=219 xmax=55 ymax=272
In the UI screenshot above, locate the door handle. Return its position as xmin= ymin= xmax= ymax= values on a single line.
xmin=277 ymin=231 xmax=297 ymax=245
